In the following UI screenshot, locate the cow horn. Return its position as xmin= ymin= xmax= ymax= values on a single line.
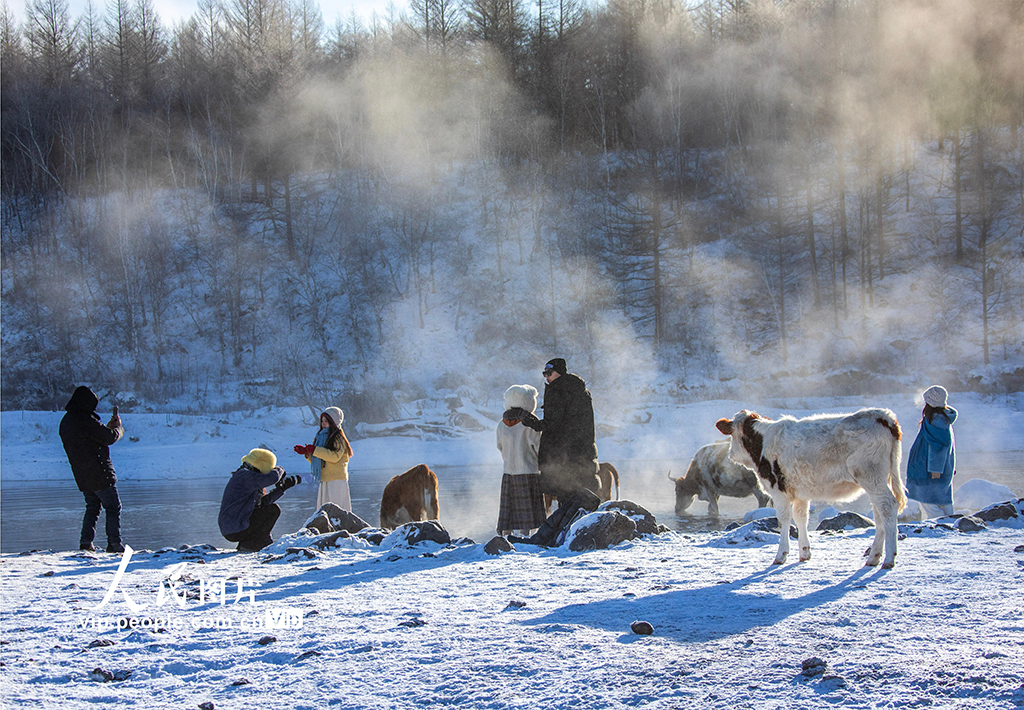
xmin=667 ymin=469 xmax=678 ymax=482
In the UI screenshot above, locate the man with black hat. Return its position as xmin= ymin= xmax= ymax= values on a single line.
xmin=519 ymin=358 xmax=600 ymax=504
xmin=59 ymin=386 xmax=126 ymax=553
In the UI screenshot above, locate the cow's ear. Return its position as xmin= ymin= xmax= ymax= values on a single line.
xmin=715 ymin=418 xmax=733 ymax=435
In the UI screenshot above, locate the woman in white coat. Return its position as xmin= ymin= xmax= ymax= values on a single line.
xmin=496 ymin=385 xmax=546 ymax=537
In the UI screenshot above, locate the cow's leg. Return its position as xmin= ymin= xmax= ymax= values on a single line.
xmin=755 ymin=489 xmax=772 ymax=509
xmin=792 ymin=498 xmax=811 ymax=561
xmin=772 ymin=494 xmax=792 ymax=565
xmin=865 ymin=489 xmax=898 ymax=568
xmin=707 ymin=490 xmax=720 ymax=518
xmin=391 ymin=507 xmax=413 ymax=527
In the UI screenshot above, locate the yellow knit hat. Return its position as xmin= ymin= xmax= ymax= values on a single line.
xmin=241 ymin=448 xmax=277 ymax=473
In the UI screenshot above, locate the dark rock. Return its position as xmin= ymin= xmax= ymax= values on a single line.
xmin=753 ymin=517 xmax=799 ymax=538
xmin=304 ymin=513 xmax=332 ymax=535
xmin=955 ymin=516 xmax=986 ymax=532
xmin=231 ymin=678 xmax=251 ymax=686
xmin=398 ymin=617 xmax=426 ymax=628
xmin=199 ymin=703 xmax=215 ymax=710
xmin=112 ymin=669 xmax=132 ymax=681
xmin=284 ymin=548 xmax=319 ymax=560
xmin=89 ymin=667 xmax=113 ymax=682
xmin=389 ymin=521 xmax=451 ymax=546
xmin=305 ymin=504 xmax=370 ymax=534
xmin=567 ymin=511 xmax=637 ymax=552
xmin=599 ymin=500 xmax=660 ymax=535
xmin=88 ymin=639 xmax=115 ymax=648
xmin=451 ymin=537 xmax=476 ymax=546
xmin=974 ymin=501 xmax=1020 ymax=522
xmin=725 ymin=522 xmax=742 ymax=531
xmin=311 ymin=531 xmax=353 ymax=551
xmin=484 ymin=536 xmax=515 ymax=555
xmin=817 ymin=512 xmax=875 ymax=532
xmin=355 ymin=528 xmax=387 ymax=546
xmin=505 ymin=600 xmax=527 ymax=610
xmin=295 ymin=650 xmax=322 ymax=661
xmin=801 ymin=657 xmax=828 ymax=677
xmin=257 ymin=635 xmax=276 ymax=646
xmin=631 ymin=620 xmax=654 ymax=635
xmin=1015 ymin=545 xmax=1024 ymax=553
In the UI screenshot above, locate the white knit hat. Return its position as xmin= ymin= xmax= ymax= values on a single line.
xmin=323 ymin=407 xmax=344 ymax=427
xmin=923 ymin=385 xmax=948 ymax=408
xmin=503 ymin=385 xmax=538 ymax=413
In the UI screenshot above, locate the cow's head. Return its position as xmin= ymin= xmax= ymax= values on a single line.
xmin=673 ymin=474 xmax=700 ymax=514
xmin=715 ymin=410 xmax=764 ymax=471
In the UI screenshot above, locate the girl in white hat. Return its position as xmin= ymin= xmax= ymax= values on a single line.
xmin=294 ymin=407 xmax=354 ymax=510
xmin=496 ymin=384 xmax=546 ymax=537
xmin=906 ymin=386 xmax=957 ymax=518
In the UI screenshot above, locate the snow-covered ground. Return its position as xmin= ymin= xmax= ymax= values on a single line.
xmin=1 ymin=512 xmax=1023 ymax=709
xmin=2 ymin=392 xmax=1023 ymax=708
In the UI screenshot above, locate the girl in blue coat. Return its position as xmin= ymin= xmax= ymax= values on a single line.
xmin=906 ymin=385 xmax=957 ymax=518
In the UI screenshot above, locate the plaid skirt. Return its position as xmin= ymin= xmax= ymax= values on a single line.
xmin=497 ymin=473 xmax=547 ymax=533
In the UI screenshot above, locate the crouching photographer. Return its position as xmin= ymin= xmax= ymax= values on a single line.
xmin=218 ymin=448 xmax=301 ymax=552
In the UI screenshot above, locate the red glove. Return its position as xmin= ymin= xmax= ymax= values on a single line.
xmin=293 ymin=444 xmax=307 ymax=456
xmin=304 ymin=444 xmax=316 ymax=456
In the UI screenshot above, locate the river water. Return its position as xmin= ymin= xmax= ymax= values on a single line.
xmin=2 ymin=453 xmax=1022 ymax=554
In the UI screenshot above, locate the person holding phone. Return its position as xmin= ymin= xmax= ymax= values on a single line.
xmin=59 ymin=386 xmax=126 ymax=553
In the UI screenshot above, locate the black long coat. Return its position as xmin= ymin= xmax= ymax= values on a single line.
xmin=59 ymin=387 xmax=123 ymax=493
xmin=524 ymin=372 xmax=599 ymax=499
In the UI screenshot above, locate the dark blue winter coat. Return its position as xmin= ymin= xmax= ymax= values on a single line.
xmin=218 ymin=463 xmax=285 ymax=536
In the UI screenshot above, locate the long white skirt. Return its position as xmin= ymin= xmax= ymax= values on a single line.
xmin=317 ymin=479 xmax=352 ymax=511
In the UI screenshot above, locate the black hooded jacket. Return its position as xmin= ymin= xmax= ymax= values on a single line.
xmin=522 ymin=372 xmax=599 ymax=498
xmin=59 ymin=387 xmax=123 ymax=492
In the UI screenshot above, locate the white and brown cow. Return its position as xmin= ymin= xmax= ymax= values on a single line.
xmin=715 ymin=409 xmax=906 ymax=568
xmin=379 ymin=464 xmax=440 ymax=530
xmin=670 ymin=440 xmax=772 ymax=517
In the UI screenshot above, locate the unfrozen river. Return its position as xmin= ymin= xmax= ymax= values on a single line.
xmin=2 ymin=454 xmax=1022 ymax=554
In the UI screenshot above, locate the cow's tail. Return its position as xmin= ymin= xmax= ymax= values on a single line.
xmin=880 ymin=411 xmax=907 ymax=512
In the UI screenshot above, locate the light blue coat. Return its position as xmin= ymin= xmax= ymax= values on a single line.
xmin=906 ymin=407 xmax=957 ymax=505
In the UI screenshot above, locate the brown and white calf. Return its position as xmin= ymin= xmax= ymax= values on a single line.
xmin=379 ymin=464 xmax=440 ymax=530
xmin=670 ymin=440 xmax=772 ymax=517
xmin=715 ymin=409 xmax=906 ymax=568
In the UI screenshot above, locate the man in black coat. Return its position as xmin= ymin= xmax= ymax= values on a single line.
xmin=59 ymin=386 xmax=126 ymax=553
xmin=520 ymin=358 xmax=600 ymax=502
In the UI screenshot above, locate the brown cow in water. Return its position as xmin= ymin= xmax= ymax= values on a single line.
xmin=670 ymin=441 xmax=772 ymax=517
xmin=545 ymin=462 xmax=619 ymax=514
xmin=380 ymin=464 xmax=440 ymax=530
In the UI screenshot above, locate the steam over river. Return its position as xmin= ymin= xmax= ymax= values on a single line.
xmin=3 ymin=454 xmax=1022 ymax=553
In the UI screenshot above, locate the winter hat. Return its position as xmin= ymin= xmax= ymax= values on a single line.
xmin=544 ymin=358 xmax=567 ymax=376
xmin=923 ymin=385 xmax=948 ymax=408
xmin=323 ymin=407 xmax=344 ymax=428
xmin=241 ymin=448 xmax=277 ymax=474
xmin=504 ymin=385 xmax=538 ymax=414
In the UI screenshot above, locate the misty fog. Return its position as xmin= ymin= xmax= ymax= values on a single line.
xmin=2 ymin=0 xmax=1022 ymax=421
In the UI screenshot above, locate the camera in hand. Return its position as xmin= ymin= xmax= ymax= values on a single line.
xmin=275 ymin=475 xmax=301 ymax=492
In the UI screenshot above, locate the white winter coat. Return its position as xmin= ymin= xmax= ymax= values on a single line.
xmin=496 ymin=421 xmax=542 ymax=475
